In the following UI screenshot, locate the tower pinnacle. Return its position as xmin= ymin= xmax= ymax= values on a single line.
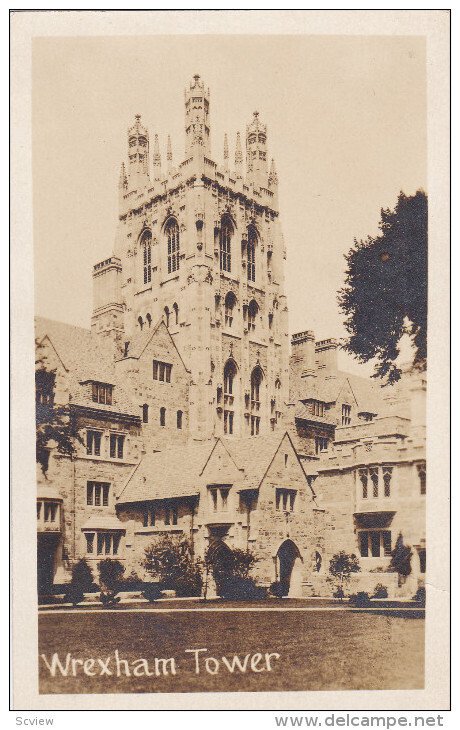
xmin=153 ymin=134 xmax=162 ymax=181
xmin=184 ymin=74 xmax=211 ymax=156
xmin=268 ymin=158 xmax=278 ymax=187
xmin=246 ymin=110 xmax=268 ymax=187
xmin=127 ymin=114 xmax=150 ymax=189
xmin=223 ymin=133 xmax=229 ymax=171
xmin=167 ymin=135 xmax=173 ymax=172
xmin=235 ymin=131 xmax=243 ymax=179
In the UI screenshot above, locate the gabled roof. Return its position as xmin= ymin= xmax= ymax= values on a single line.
xmin=117 ymin=432 xmax=309 ymax=505
xmin=297 ymin=370 xmax=382 ymax=416
xmin=117 ymin=440 xmax=214 ymax=504
xmin=120 ymin=319 xmax=190 ymax=373
xmin=35 ymin=317 xmax=139 ymax=417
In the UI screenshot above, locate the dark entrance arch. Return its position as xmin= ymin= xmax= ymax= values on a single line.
xmin=205 ymin=537 xmax=234 ymax=598
xmin=276 ymin=539 xmax=303 ymax=598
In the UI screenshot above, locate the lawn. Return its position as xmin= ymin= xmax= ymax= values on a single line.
xmin=38 ymin=607 xmax=424 ymax=694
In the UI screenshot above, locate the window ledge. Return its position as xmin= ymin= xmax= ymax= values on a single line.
xmin=161 ymin=274 xmax=180 ymax=286
xmin=135 ymin=286 xmax=152 ymax=296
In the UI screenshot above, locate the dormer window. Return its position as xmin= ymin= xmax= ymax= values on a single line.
xmin=92 ymin=382 xmax=113 ymax=405
xmin=312 ymin=400 xmax=325 ymax=417
xmin=342 ymin=404 xmax=351 ymax=425
xmin=153 ymin=360 xmax=172 ymax=383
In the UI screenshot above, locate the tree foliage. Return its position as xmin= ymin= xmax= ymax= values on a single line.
xmin=328 ymin=551 xmax=361 ymax=599
xmin=338 ymin=190 xmax=427 ymax=384
xmin=206 ymin=547 xmax=258 ymax=583
xmin=98 ymin=558 xmax=125 ymax=591
xmin=35 ymin=339 xmax=82 ymax=473
xmin=143 ymin=535 xmax=203 ymax=596
xmin=389 ymin=533 xmax=412 ymax=578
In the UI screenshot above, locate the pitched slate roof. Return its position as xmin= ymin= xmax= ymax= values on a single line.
xmin=35 ymin=317 xmax=139 ymax=417
xmin=297 ymin=371 xmax=382 ymax=416
xmin=117 ymin=432 xmax=304 ymax=504
xmin=223 ymin=433 xmax=293 ymax=490
xmin=116 ymin=441 xmax=213 ymax=504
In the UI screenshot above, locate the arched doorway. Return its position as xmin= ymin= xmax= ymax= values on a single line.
xmin=205 ymin=536 xmax=233 ymax=598
xmin=277 ymin=540 xmax=303 ymax=598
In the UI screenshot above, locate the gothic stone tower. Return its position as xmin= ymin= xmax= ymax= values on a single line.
xmin=92 ymin=75 xmax=289 ymax=440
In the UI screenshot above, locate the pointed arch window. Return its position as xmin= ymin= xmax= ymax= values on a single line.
xmin=173 ymin=303 xmax=179 ymax=325
xmin=250 ymin=366 xmax=263 ymax=435
xmin=220 ymin=217 xmax=232 ymax=272
xmin=140 ymin=230 xmax=152 ymax=284
xmin=224 ymin=291 xmax=236 ymax=328
xmin=166 ymin=219 xmax=180 ymax=274
xmin=247 ymin=299 xmax=258 ymax=332
xmin=164 ymin=307 xmax=170 ymax=328
xmin=223 ymin=359 xmax=237 ymax=435
xmin=247 ymin=226 xmax=257 ymax=283
xmin=142 ymin=404 xmax=149 ymax=423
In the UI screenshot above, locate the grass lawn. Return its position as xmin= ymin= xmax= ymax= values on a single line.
xmin=38 ymin=608 xmax=424 ymax=694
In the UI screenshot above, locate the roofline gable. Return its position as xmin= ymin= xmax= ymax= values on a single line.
xmin=199 ymin=437 xmax=243 ymax=477
xmin=36 ymin=334 xmax=69 ymax=373
xmin=118 ymin=319 xmax=191 ymax=373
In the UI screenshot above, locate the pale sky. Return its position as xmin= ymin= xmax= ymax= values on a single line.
xmin=33 ymin=35 xmax=426 ymax=376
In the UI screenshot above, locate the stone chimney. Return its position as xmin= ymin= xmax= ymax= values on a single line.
xmin=291 ymin=330 xmax=316 ymax=378
xmin=315 ymin=338 xmax=338 ymax=374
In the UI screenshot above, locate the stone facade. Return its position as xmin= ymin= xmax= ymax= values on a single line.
xmin=35 ymin=76 xmax=426 ymax=599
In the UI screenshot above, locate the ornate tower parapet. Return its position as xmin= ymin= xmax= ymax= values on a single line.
xmin=246 ymin=111 xmax=268 ymax=189
xmin=184 ymin=74 xmax=211 ymax=157
xmin=127 ymin=114 xmax=150 ymax=191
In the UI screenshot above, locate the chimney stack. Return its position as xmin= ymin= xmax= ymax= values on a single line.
xmin=315 ymin=338 xmax=339 ymax=374
xmin=291 ymin=330 xmax=316 ymax=377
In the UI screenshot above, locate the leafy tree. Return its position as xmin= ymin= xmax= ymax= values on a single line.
xmin=35 ymin=339 xmax=83 ymax=474
xmin=205 ymin=546 xmax=259 ymax=598
xmin=71 ymin=559 xmax=94 ymax=591
xmin=389 ymin=533 xmax=412 ymax=586
xmin=328 ymin=551 xmax=361 ymax=600
xmin=143 ymin=535 xmax=203 ymax=597
xmin=98 ymin=558 xmax=125 ymax=606
xmin=338 ymin=190 xmax=427 ymax=384
xmin=64 ymin=559 xmax=95 ymax=606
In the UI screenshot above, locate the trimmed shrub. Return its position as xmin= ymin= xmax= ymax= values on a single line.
xmin=269 ymin=580 xmax=289 ymax=598
xmin=219 ymin=577 xmax=267 ymax=601
xmin=64 ymin=585 xmax=84 ymax=606
xmin=174 ymin=575 xmax=202 ymax=598
xmin=98 ymin=559 xmax=125 ymax=606
xmin=100 ymin=592 xmax=121 ymax=606
xmin=64 ymin=559 xmax=95 ymax=605
xmin=122 ymin=570 xmax=143 ymax=590
xmin=372 ymin=583 xmax=389 ymax=599
xmin=349 ymin=591 xmax=371 ymax=607
xmin=142 ymin=583 xmax=164 ymax=602
xmin=413 ymin=586 xmax=426 ymax=605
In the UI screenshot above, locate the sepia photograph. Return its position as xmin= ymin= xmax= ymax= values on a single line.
xmin=10 ymin=9 xmax=450 ymax=711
